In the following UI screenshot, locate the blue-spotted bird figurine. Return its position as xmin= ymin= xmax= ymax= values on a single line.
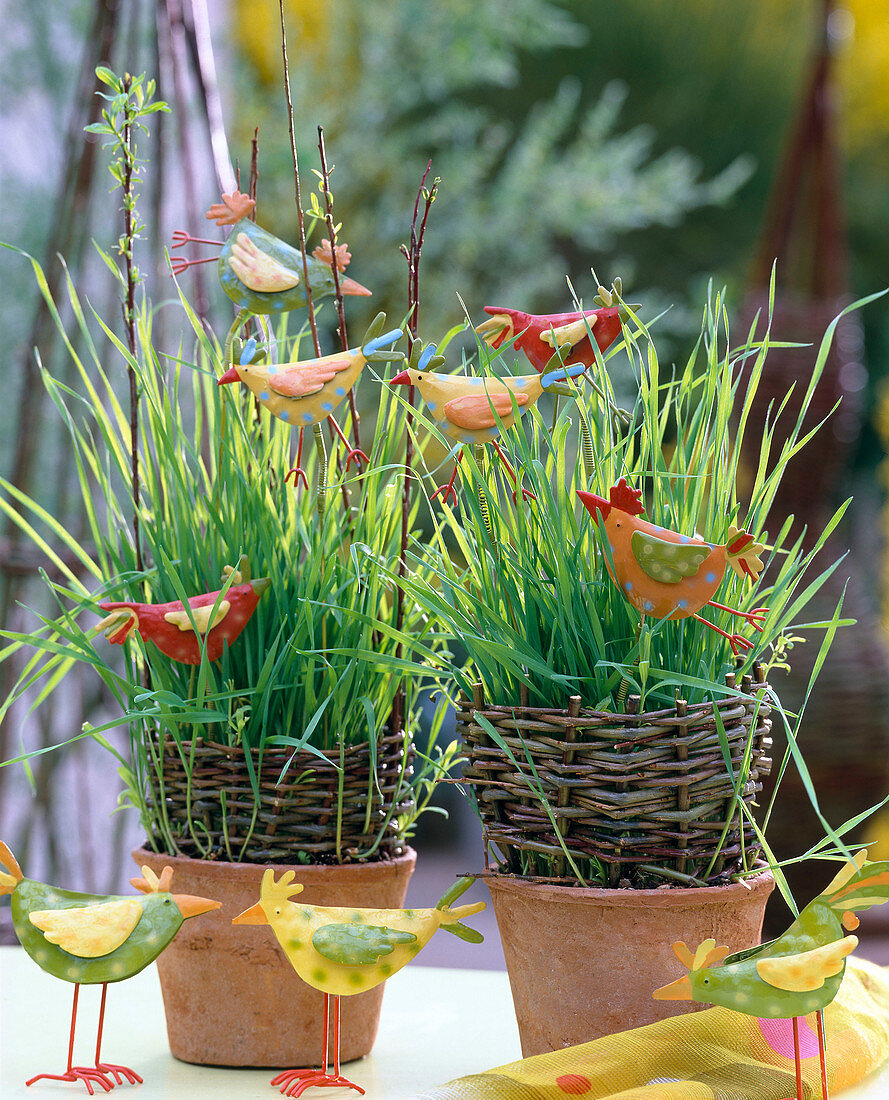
xmin=653 ymin=851 xmax=889 ymax=1100
xmin=218 ymin=313 xmax=403 ymax=486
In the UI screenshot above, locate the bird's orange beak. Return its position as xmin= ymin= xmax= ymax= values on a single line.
xmin=338 ymin=276 xmax=372 ymax=297
xmin=174 ymin=894 xmax=222 ymax=919
xmin=217 ymin=365 xmax=241 ymax=385
xmin=651 ymin=973 xmax=693 ymax=1001
xmin=389 ymin=370 xmax=412 ymax=387
xmin=577 ymin=490 xmax=612 ymax=520
xmin=232 ymin=900 xmax=268 ymax=925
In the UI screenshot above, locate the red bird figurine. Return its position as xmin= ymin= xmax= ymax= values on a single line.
xmin=476 ymin=280 xmax=635 ymax=373
xmin=96 ymin=562 xmax=269 ymax=665
xmin=578 ymin=478 xmax=768 ymax=654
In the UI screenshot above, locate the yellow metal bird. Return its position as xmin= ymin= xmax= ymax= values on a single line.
xmin=218 ymin=313 xmax=403 ymax=486
xmin=390 ymin=355 xmax=587 ymax=503
xmin=233 ymin=872 xmax=485 ymax=1096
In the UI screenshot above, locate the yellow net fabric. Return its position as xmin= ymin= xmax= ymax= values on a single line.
xmin=419 ymin=960 xmax=889 ymax=1100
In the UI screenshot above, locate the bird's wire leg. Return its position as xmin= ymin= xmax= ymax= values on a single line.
xmin=578 ymin=405 xmax=596 ymax=486
xmin=707 ymin=599 xmax=769 ymax=631
xmin=170 ymin=254 xmax=219 ymax=276
xmin=328 ymin=415 xmax=369 ymax=471
xmin=490 ymin=440 xmax=535 ymax=503
xmin=817 ymin=1010 xmax=829 ymax=1100
xmin=271 ymin=995 xmax=364 ymax=1097
xmin=171 ymin=230 xmax=223 ymax=248
xmin=792 ymin=1016 xmax=804 ymax=1100
xmin=475 ymin=445 xmax=494 ymax=541
xmin=692 ymin=613 xmax=754 ymax=656
xmin=285 ymin=428 xmax=309 ymax=491
xmin=431 ymin=449 xmax=462 ymax=506
xmin=93 ymin=983 xmax=142 ymax=1086
xmin=313 ymin=422 xmax=328 ymax=519
xmin=26 ymin=985 xmax=114 ymax=1094
xmin=617 ymin=616 xmax=643 ymax=712
xmin=223 ymin=307 xmax=252 ymax=370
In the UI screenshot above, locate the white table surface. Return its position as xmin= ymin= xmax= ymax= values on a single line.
xmin=4 ymin=945 xmax=889 ymax=1098
xmin=0 ymin=947 xmax=518 ymax=1099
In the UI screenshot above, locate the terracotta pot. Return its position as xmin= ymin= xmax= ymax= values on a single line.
xmin=133 ymin=846 xmax=416 ymax=1067
xmin=486 ymin=868 xmax=775 ymax=1056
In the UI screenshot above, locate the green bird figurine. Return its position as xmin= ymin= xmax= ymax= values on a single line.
xmin=1 ymin=842 xmax=220 ymax=1092
xmin=171 ymin=190 xmax=371 ymax=314
xmin=653 ymin=851 xmax=889 ymax=1100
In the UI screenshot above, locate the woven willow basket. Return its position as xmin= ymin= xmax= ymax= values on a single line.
xmin=458 ymin=665 xmax=772 ymax=885
xmin=146 ymin=731 xmax=413 ymax=862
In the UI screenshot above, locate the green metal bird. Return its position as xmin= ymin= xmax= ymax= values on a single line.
xmin=1 ymin=842 xmax=220 ymax=1092
xmin=653 ymin=851 xmax=889 ymax=1100
xmin=171 ymin=190 xmax=370 ymax=314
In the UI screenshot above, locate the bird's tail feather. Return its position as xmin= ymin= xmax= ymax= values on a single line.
xmin=435 ymin=876 xmax=485 ymax=942
xmin=824 ymin=854 xmax=889 ymax=921
xmin=0 ymin=841 xmax=23 ymax=894
xmin=725 ymin=525 xmax=766 ymax=581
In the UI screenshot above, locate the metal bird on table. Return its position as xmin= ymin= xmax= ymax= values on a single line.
xmin=1 ymin=844 xmax=219 ymax=1092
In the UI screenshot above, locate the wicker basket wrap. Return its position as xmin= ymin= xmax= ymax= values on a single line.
xmin=147 ymin=732 xmax=413 ymax=862
xmin=458 ymin=667 xmax=772 ymax=884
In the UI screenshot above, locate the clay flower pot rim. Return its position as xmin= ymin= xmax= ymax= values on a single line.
xmin=132 ymin=845 xmax=417 ymax=878
xmin=484 ymin=866 xmax=775 ymax=907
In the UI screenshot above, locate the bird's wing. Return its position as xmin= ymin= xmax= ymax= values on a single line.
xmin=444 ymin=391 xmax=529 ymax=430
xmin=29 ymin=899 xmax=143 ymax=958
xmin=631 ymin=530 xmax=711 ymax=584
xmin=164 ymin=600 xmax=230 ymax=634
xmin=228 ymin=232 xmax=301 ymax=292
xmin=756 ymin=936 xmax=858 ymax=993
xmin=540 ymin=316 xmax=596 ymax=351
xmin=312 ymin=923 xmax=417 ymax=966
xmin=269 ymin=358 xmax=352 ymax=398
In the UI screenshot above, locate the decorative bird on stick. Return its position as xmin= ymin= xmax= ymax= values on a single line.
xmin=1 ymin=843 xmax=219 ymax=1092
xmin=233 ymin=873 xmax=485 ymax=1097
xmin=390 ymin=350 xmax=587 ymax=504
xmin=96 ymin=559 xmax=269 ymax=665
xmin=475 ymin=280 xmax=636 ymax=373
xmin=218 ymin=313 xmax=404 ymax=487
xmin=653 ymin=851 xmax=889 ymax=1100
xmin=171 ymin=190 xmax=371 ymax=314
xmin=578 ymin=478 xmax=768 ymax=654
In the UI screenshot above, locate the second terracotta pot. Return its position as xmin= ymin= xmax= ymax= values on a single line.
xmin=133 ymin=846 xmax=416 ymax=1067
xmin=486 ymin=869 xmax=775 ymax=1057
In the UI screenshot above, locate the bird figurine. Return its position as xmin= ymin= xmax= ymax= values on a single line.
xmin=171 ymin=190 xmax=371 ymax=314
xmin=95 ymin=559 xmax=270 ymax=665
xmin=390 ymin=350 xmax=588 ymax=504
xmin=475 ymin=279 xmax=637 ymax=373
xmin=1 ymin=842 xmax=220 ymax=1092
xmin=233 ymin=872 xmax=486 ymax=1097
xmin=578 ymin=477 xmax=768 ymax=654
xmin=218 ymin=313 xmax=404 ymax=487
xmin=652 ymin=851 xmax=889 ymax=1100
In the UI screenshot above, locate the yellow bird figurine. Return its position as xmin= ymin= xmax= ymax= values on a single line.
xmin=233 ymin=873 xmax=485 ymax=1097
xmin=218 ymin=313 xmax=403 ymax=487
xmin=390 ymin=353 xmax=587 ymax=503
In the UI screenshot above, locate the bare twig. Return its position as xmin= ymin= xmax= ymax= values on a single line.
xmin=120 ymin=74 xmax=144 ymax=580
xmin=318 ymin=125 xmax=362 ymax=455
xmin=392 ymin=163 xmax=438 ymax=741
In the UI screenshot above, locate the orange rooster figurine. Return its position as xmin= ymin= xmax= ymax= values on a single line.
xmin=578 ymin=478 xmax=768 ymax=653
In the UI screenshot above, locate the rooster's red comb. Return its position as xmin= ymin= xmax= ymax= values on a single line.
xmin=609 ymin=478 xmax=645 ymax=516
